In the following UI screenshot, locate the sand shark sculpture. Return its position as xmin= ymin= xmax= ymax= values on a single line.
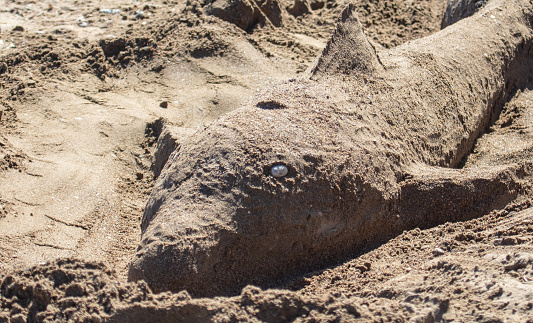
xmin=129 ymin=0 xmax=533 ymax=296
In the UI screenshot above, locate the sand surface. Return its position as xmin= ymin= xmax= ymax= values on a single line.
xmin=0 ymin=0 xmax=532 ymax=321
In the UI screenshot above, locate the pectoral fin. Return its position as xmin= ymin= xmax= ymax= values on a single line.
xmin=398 ymin=164 xmax=524 ymax=228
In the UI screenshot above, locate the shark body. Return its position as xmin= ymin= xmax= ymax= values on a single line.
xmin=129 ymin=0 xmax=533 ymax=296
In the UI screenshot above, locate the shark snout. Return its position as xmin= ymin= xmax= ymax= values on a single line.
xmin=128 ymin=207 xmax=243 ymax=296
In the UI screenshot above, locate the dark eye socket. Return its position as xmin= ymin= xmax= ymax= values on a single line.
xmin=271 ymin=164 xmax=288 ymax=178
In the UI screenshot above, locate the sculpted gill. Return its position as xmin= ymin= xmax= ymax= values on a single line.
xmin=130 ymin=0 xmax=533 ymax=296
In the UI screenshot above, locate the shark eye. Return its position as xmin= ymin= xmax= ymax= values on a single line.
xmin=271 ymin=164 xmax=288 ymax=178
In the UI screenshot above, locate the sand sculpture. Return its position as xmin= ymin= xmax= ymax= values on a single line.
xmin=129 ymin=0 xmax=533 ymax=296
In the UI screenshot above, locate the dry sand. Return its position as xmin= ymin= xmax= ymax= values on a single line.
xmin=0 ymin=0 xmax=532 ymax=321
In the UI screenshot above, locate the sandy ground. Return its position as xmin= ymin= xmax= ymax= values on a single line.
xmin=0 ymin=0 xmax=532 ymax=321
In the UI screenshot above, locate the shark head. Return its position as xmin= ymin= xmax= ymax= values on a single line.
xmin=128 ymin=81 xmax=399 ymax=297
xmin=128 ymin=5 xmax=403 ymax=296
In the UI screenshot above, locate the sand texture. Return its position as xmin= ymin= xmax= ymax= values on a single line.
xmin=1 ymin=0 xmax=533 ymax=321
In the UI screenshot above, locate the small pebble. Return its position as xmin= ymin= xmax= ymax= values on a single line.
xmin=12 ymin=26 xmax=24 ymax=32
xmin=433 ymin=247 xmax=445 ymax=256
xmin=159 ymin=101 xmax=168 ymax=108
xmin=100 ymin=8 xmax=121 ymax=14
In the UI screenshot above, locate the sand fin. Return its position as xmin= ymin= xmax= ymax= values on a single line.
xmin=310 ymin=4 xmax=383 ymax=78
xmin=397 ymin=164 xmax=521 ymax=228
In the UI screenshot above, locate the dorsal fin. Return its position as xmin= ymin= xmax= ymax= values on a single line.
xmin=310 ymin=4 xmax=383 ymax=78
